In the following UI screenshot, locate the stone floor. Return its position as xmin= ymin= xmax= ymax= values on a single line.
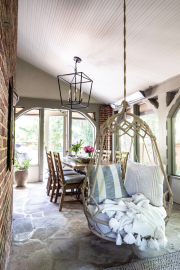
xmin=9 ymin=181 xmax=180 ymax=270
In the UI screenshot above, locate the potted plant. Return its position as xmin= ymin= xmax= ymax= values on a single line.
xmin=14 ymin=152 xmax=31 ymax=187
xmin=69 ymin=139 xmax=84 ymax=157
xmin=84 ymin=145 xmax=95 ymax=157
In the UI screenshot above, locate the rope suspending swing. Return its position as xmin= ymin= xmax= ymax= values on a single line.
xmin=122 ymin=0 xmax=129 ymax=112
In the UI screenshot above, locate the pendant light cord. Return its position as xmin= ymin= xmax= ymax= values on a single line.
xmin=124 ymin=0 xmax=126 ymax=101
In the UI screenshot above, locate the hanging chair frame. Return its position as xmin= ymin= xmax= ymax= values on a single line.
xmin=81 ymin=0 xmax=173 ymax=242
xmin=82 ymin=111 xmax=173 ymax=242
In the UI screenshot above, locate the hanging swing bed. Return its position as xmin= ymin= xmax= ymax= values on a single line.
xmin=82 ymin=0 xmax=173 ymax=251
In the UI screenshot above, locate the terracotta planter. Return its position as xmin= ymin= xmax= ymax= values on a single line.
xmin=15 ymin=169 xmax=28 ymax=187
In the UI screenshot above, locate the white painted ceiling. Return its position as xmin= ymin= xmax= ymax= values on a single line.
xmin=17 ymin=0 xmax=180 ymax=104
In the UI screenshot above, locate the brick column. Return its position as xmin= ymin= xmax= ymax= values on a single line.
xmin=0 ymin=1 xmax=18 ymax=270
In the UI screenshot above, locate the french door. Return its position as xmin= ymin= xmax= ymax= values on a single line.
xmin=45 ymin=110 xmax=67 ymax=157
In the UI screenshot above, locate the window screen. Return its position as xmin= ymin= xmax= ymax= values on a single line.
xmin=139 ymin=103 xmax=159 ymax=165
xmin=15 ymin=110 xmax=39 ymax=165
xmin=72 ymin=112 xmax=94 ymax=154
xmin=173 ymin=108 xmax=180 ymax=175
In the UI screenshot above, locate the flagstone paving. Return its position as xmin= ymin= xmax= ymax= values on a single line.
xmin=9 ymin=181 xmax=180 ymax=270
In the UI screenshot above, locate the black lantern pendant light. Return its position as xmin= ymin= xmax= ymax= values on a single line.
xmin=57 ymin=56 xmax=93 ymax=110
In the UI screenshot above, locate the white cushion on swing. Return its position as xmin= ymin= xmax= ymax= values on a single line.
xmin=89 ymin=164 xmax=128 ymax=204
xmin=124 ymin=160 xmax=164 ymax=207
xmin=87 ymin=203 xmax=166 ymax=240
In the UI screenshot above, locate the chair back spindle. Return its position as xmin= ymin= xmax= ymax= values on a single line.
xmin=46 ymin=151 xmax=56 ymax=197
xmin=53 ymin=152 xmax=65 ymax=188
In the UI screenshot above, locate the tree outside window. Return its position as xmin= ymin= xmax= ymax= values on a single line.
xmin=15 ymin=111 xmax=39 ymax=164
xmin=48 ymin=116 xmax=64 ymax=154
xmin=72 ymin=113 xmax=94 ymax=155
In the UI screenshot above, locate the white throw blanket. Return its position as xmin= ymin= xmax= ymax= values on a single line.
xmin=88 ymin=193 xmax=167 ymax=251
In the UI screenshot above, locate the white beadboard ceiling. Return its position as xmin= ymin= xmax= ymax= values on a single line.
xmin=17 ymin=0 xmax=180 ymax=104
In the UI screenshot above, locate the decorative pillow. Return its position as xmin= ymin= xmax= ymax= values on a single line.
xmin=89 ymin=164 xmax=128 ymax=204
xmin=124 ymin=160 xmax=164 ymax=207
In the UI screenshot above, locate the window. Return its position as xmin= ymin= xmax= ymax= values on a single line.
xmin=173 ymin=108 xmax=180 ymax=176
xmin=72 ymin=112 xmax=94 ymax=154
xmin=48 ymin=115 xmax=64 ymax=155
xmin=139 ymin=103 xmax=159 ymax=165
xmin=15 ymin=110 xmax=39 ymax=165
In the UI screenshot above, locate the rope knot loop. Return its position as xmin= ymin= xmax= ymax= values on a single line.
xmin=121 ymin=100 xmax=129 ymax=111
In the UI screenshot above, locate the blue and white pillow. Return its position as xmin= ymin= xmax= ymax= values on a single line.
xmin=89 ymin=164 xmax=128 ymax=204
xmin=124 ymin=160 xmax=164 ymax=207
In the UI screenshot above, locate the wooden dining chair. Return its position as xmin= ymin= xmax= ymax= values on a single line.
xmin=46 ymin=150 xmax=78 ymax=198
xmin=102 ymin=150 xmax=112 ymax=161
xmin=53 ymin=152 xmax=88 ymax=211
xmin=115 ymin=151 xmax=129 ymax=181
xmin=46 ymin=151 xmax=56 ymax=196
xmin=96 ymin=150 xmax=112 ymax=161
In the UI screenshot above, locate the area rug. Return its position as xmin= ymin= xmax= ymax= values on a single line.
xmin=103 ymin=251 xmax=180 ymax=270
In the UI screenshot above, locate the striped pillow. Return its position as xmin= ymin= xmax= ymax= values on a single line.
xmin=89 ymin=164 xmax=128 ymax=204
xmin=124 ymin=160 xmax=164 ymax=207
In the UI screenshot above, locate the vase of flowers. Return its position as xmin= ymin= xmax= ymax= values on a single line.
xmin=69 ymin=139 xmax=84 ymax=157
xmin=84 ymin=146 xmax=94 ymax=158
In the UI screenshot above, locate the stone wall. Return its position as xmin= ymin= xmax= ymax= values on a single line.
xmin=0 ymin=1 xmax=18 ymax=270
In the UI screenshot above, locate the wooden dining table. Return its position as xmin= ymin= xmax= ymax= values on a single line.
xmin=61 ymin=157 xmax=115 ymax=170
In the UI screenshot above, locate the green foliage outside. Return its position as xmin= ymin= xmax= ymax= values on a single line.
xmin=15 ymin=115 xmax=39 ymax=164
xmin=48 ymin=116 xmax=64 ymax=153
xmin=16 ymin=116 xmax=39 ymax=144
xmin=72 ymin=119 xmax=94 ymax=154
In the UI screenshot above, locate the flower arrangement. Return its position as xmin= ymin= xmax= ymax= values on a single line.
xmin=84 ymin=145 xmax=94 ymax=157
xmin=69 ymin=139 xmax=84 ymax=156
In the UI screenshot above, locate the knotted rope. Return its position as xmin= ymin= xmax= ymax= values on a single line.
xmin=121 ymin=0 xmax=129 ymax=111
